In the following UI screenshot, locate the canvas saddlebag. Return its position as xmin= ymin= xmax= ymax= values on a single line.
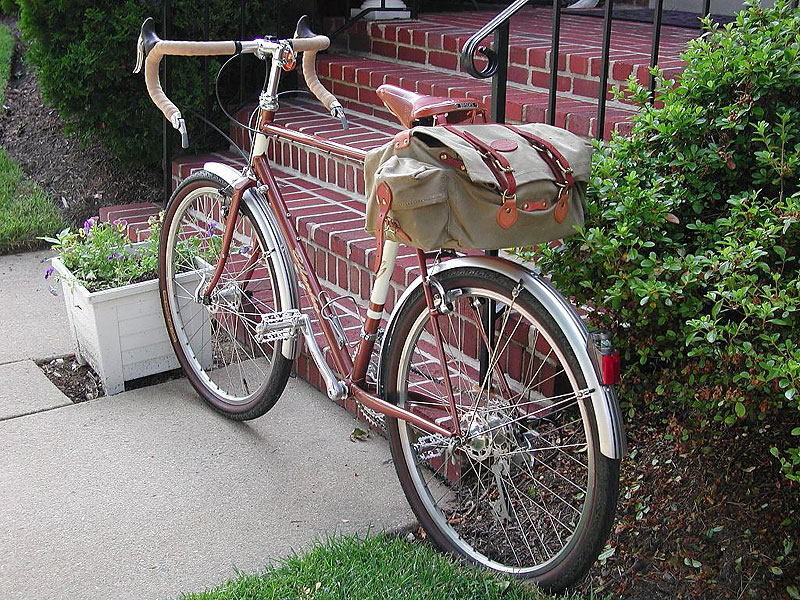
xmin=364 ymin=122 xmax=591 ymax=263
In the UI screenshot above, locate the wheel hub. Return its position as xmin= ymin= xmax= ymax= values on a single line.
xmin=460 ymin=407 xmax=514 ymax=462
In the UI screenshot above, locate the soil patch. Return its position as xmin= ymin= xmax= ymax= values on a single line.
xmin=0 ymin=23 xmax=161 ymax=230
xmin=580 ymin=409 xmax=799 ymax=599
xmin=38 ymin=354 xmax=185 ymax=402
xmin=38 ymin=356 xmax=103 ymax=402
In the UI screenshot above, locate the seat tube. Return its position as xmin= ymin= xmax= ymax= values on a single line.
xmin=352 ymin=240 xmax=399 ymax=385
xmin=416 ymin=249 xmax=462 ymax=436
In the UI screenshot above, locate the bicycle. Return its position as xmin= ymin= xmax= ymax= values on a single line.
xmin=134 ymin=14 xmax=626 ymax=591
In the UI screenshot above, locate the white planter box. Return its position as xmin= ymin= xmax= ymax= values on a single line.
xmin=52 ymin=256 xmax=212 ymax=395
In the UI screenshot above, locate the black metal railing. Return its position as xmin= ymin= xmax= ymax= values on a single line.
xmin=460 ymin=0 xmax=721 ymax=139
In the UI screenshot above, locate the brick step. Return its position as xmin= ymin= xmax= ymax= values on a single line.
xmin=229 ymin=98 xmax=400 ymax=195
xmin=325 ymin=7 xmax=692 ymax=103
xmin=318 ymin=53 xmax=635 ymax=139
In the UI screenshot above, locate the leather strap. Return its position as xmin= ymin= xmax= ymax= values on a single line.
xmin=373 ymin=181 xmax=393 ymax=272
xmin=444 ymin=125 xmax=519 ymax=229
xmin=503 ymin=124 xmax=575 ymax=224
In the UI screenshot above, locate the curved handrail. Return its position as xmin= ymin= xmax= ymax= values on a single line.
xmin=460 ymin=0 xmax=531 ymax=79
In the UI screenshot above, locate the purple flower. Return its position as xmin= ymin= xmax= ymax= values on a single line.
xmin=82 ymin=216 xmax=98 ymax=235
xmin=48 ymin=285 xmax=59 ymax=297
xmin=240 ymin=245 xmax=251 ymax=256
xmin=107 ymin=251 xmax=124 ymax=261
xmin=44 ymin=267 xmax=54 ymax=280
xmin=206 ymin=220 xmax=218 ymax=237
xmin=113 ymin=218 xmax=128 ymax=227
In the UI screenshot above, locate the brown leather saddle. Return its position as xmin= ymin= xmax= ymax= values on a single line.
xmin=376 ymin=84 xmax=486 ymax=128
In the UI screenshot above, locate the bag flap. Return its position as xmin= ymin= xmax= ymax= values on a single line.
xmin=410 ymin=123 xmax=592 ymax=188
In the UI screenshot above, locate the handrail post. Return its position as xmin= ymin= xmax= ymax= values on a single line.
xmin=596 ymin=0 xmax=614 ymax=141
xmin=547 ymin=0 xmax=562 ymax=126
xmin=482 ymin=20 xmax=510 ymax=385
xmin=649 ymin=0 xmax=664 ymax=99
xmin=491 ymin=22 xmax=509 ymax=124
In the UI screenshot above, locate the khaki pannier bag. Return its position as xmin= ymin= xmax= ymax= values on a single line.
xmin=364 ymin=122 xmax=591 ymax=262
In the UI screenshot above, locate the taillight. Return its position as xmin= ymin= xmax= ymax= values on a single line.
xmin=601 ymin=350 xmax=621 ymax=386
xmin=588 ymin=331 xmax=621 ymax=386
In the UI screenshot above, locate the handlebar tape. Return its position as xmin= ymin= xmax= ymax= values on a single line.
xmin=144 ymin=40 xmax=236 ymax=122
xmin=301 ymin=50 xmax=337 ymax=112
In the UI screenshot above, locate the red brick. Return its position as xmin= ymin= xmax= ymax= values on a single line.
xmin=429 ymin=51 xmax=458 ymax=71
xmin=571 ymin=77 xmax=601 ymax=99
xmin=332 ymin=82 xmax=359 ymax=101
xmin=612 ymin=61 xmax=634 ymax=82
xmin=507 ymin=65 xmax=529 ymax=85
xmin=531 ymin=71 xmax=570 ymax=91
xmin=397 ymin=45 xmax=426 ymax=64
xmin=382 ymin=24 xmax=398 ymax=42
xmin=371 ymin=40 xmax=397 ymax=59
xmin=509 ymin=46 xmax=528 ymax=66
xmin=568 ymin=54 xmax=589 ymax=75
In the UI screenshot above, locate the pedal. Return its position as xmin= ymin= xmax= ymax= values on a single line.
xmin=255 ymin=309 xmax=302 ymax=342
xmin=413 ymin=433 xmax=448 ymax=461
xmin=358 ymin=402 xmax=386 ymax=431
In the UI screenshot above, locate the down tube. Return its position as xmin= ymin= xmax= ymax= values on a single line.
xmin=251 ymin=154 xmax=354 ymax=378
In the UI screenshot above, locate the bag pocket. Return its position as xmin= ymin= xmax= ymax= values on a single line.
xmin=367 ymin=156 xmax=454 ymax=250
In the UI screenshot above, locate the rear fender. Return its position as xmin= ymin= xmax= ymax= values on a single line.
xmin=380 ymin=255 xmax=626 ymax=460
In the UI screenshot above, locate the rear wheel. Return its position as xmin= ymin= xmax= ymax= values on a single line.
xmin=158 ymin=171 xmax=292 ymax=420
xmin=381 ymin=267 xmax=619 ymax=591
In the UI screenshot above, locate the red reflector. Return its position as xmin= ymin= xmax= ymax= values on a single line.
xmin=601 ymin=351 xmax=620 ymax=385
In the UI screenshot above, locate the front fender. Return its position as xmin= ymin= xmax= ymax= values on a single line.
xmin=204 ymin=162 xmax=300 ymax=360
xmin=380 ymin=255 xmax=626 ymax=460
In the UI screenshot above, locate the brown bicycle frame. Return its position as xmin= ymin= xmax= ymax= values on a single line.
xmin=203 ymin=111 xmax=460 ymax=440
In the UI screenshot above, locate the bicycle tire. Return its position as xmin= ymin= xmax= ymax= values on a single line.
xmin=381 ymin=266 xmax=619 ymax=591
xmin=159 ymin=171 xmax=292 ymax=420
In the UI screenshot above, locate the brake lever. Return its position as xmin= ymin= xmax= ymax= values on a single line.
xmin=330 ymin=102 xmax=349 ymax=130
xmin=133 ymin=31 xmax=145 ymax=74
xmin=170 ymin=114 xmax=189 ymax=148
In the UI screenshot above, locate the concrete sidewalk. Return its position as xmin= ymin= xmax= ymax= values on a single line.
xmin=0 ymin=251 xmax=415 ymax=600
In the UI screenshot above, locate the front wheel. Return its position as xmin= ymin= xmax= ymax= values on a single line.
xmin=158 ymin=171 xmax=292 ymax=420
xmin=381 ymin=267 xmax=619 ymax=591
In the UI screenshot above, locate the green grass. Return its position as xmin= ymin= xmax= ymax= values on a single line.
xmin=179 ymin=534 xmax=583 ymax=600
xmin=0 ymin=24 xmax=12 ymax=105
xmin=0 ymin=24 xmax=66 ymax=254
xmin=0 ymin=147 xmax=67 ymax=254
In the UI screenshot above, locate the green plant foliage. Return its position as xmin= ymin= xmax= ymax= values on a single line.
xmin=45 ymin=214 xmax=231 ymax=292
xmin=0 ymin=0 xmax=17 ymax=16
xmin=44 ymin=217 xmax=162 ymax=292
xmin=16 ymin=0 xmax=300 ymax=168
xmin=535 ymin=1 xmax=800 ymax=479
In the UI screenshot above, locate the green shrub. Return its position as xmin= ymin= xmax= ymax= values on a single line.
xmin=17 ymin=0 xmax=300 ymax=168
xmin=536 ymin=1 xmax=800 ymax=479
xmin=0 ymin=0 xmax=18 ymax=17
